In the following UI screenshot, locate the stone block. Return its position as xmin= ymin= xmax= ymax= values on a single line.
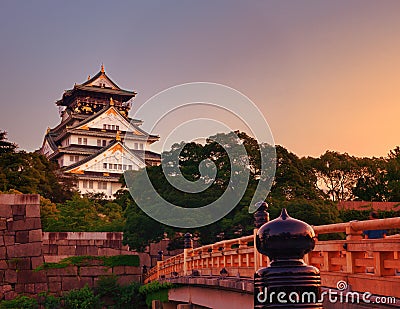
xmin=12 ymin=204 xmax=26 ymax=216
xmin=35 ymin=283 xmax=48 ymax=293
xmin=44 ymin=255 xmax=69 ymax=263
xmin=124 ymin=266 xmax=141 ymax=275
xmin=54 ymin=239 xmax=69 ymax=246
xmin=0 ymin=259 xmax=8 ymax=269
xmin=17 ymin=270 xmax=47 ymax=283
xmin=87 ymin=246 xmax=99 ymax=255
xmin=0 ymin=219 xmax=7 ymax=230
xmin=14 ymin=284 xmax=24 ymax=293
xmin=15 ymin=257 xmax=31 ymax=270
xmin=48 ymin=244 xmax=58 ymax=255
xmin=11 ymin=218 xmax=41 ymax=231
xmin=29 ymin=229 xmax=42 ymax=242
xmin=49 ymin=281 xmax=62 ymax=293
xmin=4 ymin=235 xmax=14 ymax=246
xmin=0 ymin=236 xmax=4 ymax=246
xmin=0 ymin=195 xmax=15 ymax=205
xmin=80 ymin=266 xmax=111 ymax=276
xmin=13 ymin=194 xmax=39 ymax=205
xmin=4 ymin=291 xmax=18 ymax=300
xmin=58 ymin=246 xmax=76 ymax=255
xmin=13 ymin=215 xmax=25 ymax=221
xmin=48 ymin=276 xmax=61 ymax=282
xmin=25 ymin=283 xmax=35 ymax=294
xmin=7 ymin=243 xmax=41 ymax=258
xmin=76 ymin=246 xmax=88 ymax=255
xmin=112 ymin=266 xmax=125 ymax=275
xmin=0 ymin=206 xmax=12 ymax=219
xmin=31 ymin=256 xmax=44 ymax=269
xmin=116 ymin=274 xmax=141 ymax=286
xmin=62 ymin=277 xmax=92 ymax=291
xmin=4 ymin=269 xmax=17 ymax=283
xmin=0 ymin=246 xmax=6 ymax=258
xmin=46 ymin=266 xmax=78 ymax=276
xmin=0 ymin=284 xmax=13 ymax=293
xmin=26 ymin=204 xmax=40 ymax=218
xmin=15 ymin=231 xmax=30 ymax=244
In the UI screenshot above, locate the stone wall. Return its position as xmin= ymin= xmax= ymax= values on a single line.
xmin=0 ymin=194 xmax=142 ymax=300
xmin=0 ymin=194 xmax=46 ymax=300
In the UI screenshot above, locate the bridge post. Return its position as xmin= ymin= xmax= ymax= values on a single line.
xmin=254 ymin=202 xmax=269 ymax=272
xmin=254 ymin=208 xmax=322 ymax=308
xmin=157 ymin=250 xmax=163 ymax=279
xmin=183 ymin=232 xmax=192 ymax=276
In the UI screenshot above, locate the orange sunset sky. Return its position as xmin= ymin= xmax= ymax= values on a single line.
xmin=0 ymin=1 xmax=399 ymax=158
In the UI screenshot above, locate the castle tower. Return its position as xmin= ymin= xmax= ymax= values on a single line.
xmin=39 ymin=65 xmax=160 ymax=198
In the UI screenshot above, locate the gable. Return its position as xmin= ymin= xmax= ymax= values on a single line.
xmin=76 ymin=107 xmax=145 ymax=135
xmin=87 ymin=74 xmax=119 ymax=89
xmin=40 ymin=139 xmax=55 ymax=157
xmin=65 ymin=142 xmax=145 ymax=174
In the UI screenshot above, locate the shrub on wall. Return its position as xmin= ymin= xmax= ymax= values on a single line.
xmin=0 ymin=296 xmax=38 ymax=309
xmin=62 ymin=285 xmax=101 ymax=309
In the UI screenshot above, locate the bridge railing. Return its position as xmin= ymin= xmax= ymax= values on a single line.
xmin=145 ymin=217 xmax=400 ymax=298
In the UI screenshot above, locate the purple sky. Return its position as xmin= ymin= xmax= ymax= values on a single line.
xmin=1 ymin=1 xmax=399 ymax=157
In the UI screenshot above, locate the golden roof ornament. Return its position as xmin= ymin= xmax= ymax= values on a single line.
xmin=46 ymin=127 xmax=51 ymax=134
xmin=110 ymin=97 xmax=114 ymax=106
xmin=116 ymin=130 xmax=121 ymax=142
xmin=101 ymin=63 xmax=105 ymax=73
xmin=87 ymin=75 xmax=90 ymax=80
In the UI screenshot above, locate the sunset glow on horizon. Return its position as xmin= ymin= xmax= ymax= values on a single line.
xmin=0 ymin=1 xmax=399 ymax=158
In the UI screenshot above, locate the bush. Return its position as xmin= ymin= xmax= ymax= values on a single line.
xmin=139 ymin=281 xmax=173 ymax=308
xmin=0 ymin=295 xmax=38 ymax=309
xmin=62 ymin=285 xmax=101 ymax=309
xmin=38 ymin=292 xmax=61 ymax=309
xmin=94 ymin=275 xmax=146 ymax=308
xmin=116 ymin=282 xmax=145 ymax=309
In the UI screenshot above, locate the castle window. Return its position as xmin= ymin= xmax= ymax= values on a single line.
xmin=97 ymin=139 xmax=101 ymax=147
xmin=98 ymin=182 xmax=107 ymax=190
xmin=139 ymin=144 xmax=144 ymax=150
xmin=82 ymin=180 xmax=87 ymax=188
xmin=112 ymin=125 xmax=115 ymax=130
xmin=78 ymin=138 xmax=82 ymax=144
xmin=102 ymin=140 xmax=107 ymax=147
xmin=116 ymin=125 xmax=119 ymax=131
xmin=83 ymin=138 xmax=87 ymax=145
xmin=118 ymin=164 xmax=122 ymax=170
xmin=123 ymin=165 xmax=127 ymax=170
xmin=103 ymin=124 xmax=107 ymax=130
xmin=70 ymin=155 xmax=79 ymax=162
xmin=128 ymin=165 xmax=133 ymax=170
xmin=113 ymin=164 xmax=118 ymax=169
xmin=103 ymin=163 xmax=107 ymax=169
xmin=88 ymin=181 xmax=94 ymax=189
xmin=134 ymin=143 xmax=138 ymax=149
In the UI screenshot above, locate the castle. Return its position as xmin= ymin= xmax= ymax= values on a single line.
xmin=39 ymin=65 xmax=160 ymax=198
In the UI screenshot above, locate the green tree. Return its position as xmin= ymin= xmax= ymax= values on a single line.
xmin=386 ymin=146 xmax=400 ymax=201
xmin=352 ymin=157 xmax=387 ymax=201
xmin=309 ymin=151 xmax=360 ymax=201
xmin=0 ymin=130 xmax=17 ymax=153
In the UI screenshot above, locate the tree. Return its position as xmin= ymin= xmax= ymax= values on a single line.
xmin=386 ymin=146 xmax=400 ymax=201
xmin=352 ymin=157 xmax=387 ymax=201
xmin=309 ymin=151 xmax=360 ymax=201
xmin=270 ymin=146 xmax=323 ymax=201
xmin=0 ymin=130 xmax=16 ymax=153
xmin=0 ymin=132 xmax=75 ymax=202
